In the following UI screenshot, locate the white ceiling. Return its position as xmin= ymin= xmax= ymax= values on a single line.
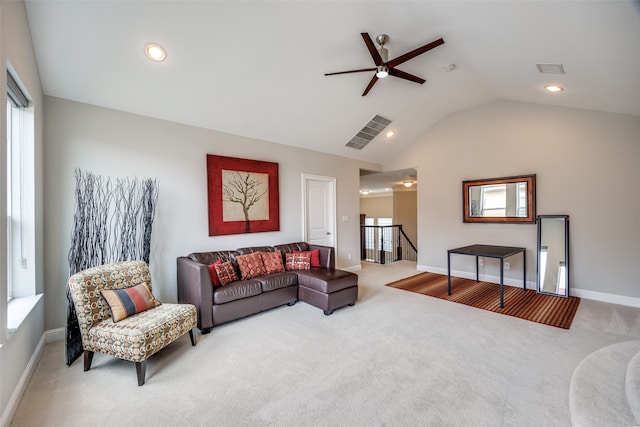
xmin=24 ymin=1 xmax=640 ymax=166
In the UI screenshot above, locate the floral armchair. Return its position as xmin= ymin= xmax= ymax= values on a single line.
xmin=68 ymin=260 xmax=197 ymax=385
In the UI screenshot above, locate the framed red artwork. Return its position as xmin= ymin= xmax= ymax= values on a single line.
xmin=207 ymin=154 xmax=280 ymax=236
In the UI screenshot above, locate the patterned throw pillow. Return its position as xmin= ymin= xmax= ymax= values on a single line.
xmin=260 ymin=250 xmax=285 ymax=274
xmin=100 ymin=282 xmax=161 ymax=323
xmin=214 ymin=261 xmax=239 ymax=285
xmin=207 ymin=260 xmax=223 ymax=287
xmin=236 ymin=252 xmax=267 ymax=280
xmin=285 ymin=252 xmax=311 ymax=271
xmin=294 ymin=249 xmax=321 ymax=267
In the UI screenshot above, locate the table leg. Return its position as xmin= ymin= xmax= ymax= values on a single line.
xmin=523 ymin=249 xmax=527 ymax=291
xmin=475 ymin=256 xmax=479 ymax=282
xmin=447 ymin=251 xmax=451 ymax=295
xmin=499 ymin=258 xmax=504 ymax=308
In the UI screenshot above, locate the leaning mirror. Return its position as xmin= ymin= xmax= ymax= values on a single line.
xmin=463 ymin=174 xmax=536 ymax=223
xmin=536 ymin=215 xmax=569 ymax=298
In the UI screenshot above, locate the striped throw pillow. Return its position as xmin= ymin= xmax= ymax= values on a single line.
xmin=100 ymin=282 xmax=160 ymax=322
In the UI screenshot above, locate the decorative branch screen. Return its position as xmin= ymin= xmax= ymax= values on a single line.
xmin=65 ymin=169 xmax=159 ymax=365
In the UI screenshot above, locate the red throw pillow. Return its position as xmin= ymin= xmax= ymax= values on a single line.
xmin=236 ymin=252 xmax=266 ymax=280
xmin=285 ymin=252 xmax=311 ymax=270
xmin=260 ymin=250 xmax=285 ymax=274
xmin=294 ymin=249 xmax=321 ymax=267
xmin=207 ymin=260 xmax=223 ymax=287
xmin=214 ymin=261 xmax=239 ymax=285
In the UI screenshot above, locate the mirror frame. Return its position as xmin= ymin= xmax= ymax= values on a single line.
xmin=536 ymin=215 xmax=570 ymax=298
xmin=462 ymin=174 xmax=536 ymax=223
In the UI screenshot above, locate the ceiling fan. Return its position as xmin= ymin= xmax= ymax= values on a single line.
xmin=325 ymin=33 xmax=444 ymax=96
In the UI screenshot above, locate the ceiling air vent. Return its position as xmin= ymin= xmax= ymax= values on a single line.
xmin=345 ymin=115 xmax=392 ymax=150
xmin=536 ymin=63 xmax=565 ymax=74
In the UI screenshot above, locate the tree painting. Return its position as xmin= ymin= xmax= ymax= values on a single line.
xmin=221 ymin=170 xmax=269 ymax=232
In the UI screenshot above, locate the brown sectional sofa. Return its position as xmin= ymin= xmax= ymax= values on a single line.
xmin=177 ymin=242 xmax=358 ymax=333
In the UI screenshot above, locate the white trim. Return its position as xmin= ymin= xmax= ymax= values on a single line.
xmin=6 ymin=294 xmax=43 ymax=339
xmin=0 ymin=333 xmax=46 ymax=427
xmin=418 ymin=264 xmax=640 ymax=308
xmin=46 ymin=327 xmax=65 ymax=343
xmin=301 ymin=174 xmax=337 ymax=248
xmin=341 ymin=263 xmax=362 ymax=272
xmin=572 ymin=289 xmax=640 ymax=308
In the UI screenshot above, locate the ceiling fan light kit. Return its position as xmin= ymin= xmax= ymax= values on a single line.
xmin=324 ymin=32 xmax=445 ymax=96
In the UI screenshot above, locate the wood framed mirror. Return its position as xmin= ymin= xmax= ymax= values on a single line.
xmin=536 ymin=215 xmax=569 ymax=298
xmin=462 ymin=174 xmax=536 ymax=223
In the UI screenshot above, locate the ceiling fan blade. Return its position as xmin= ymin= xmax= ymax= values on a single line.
xmin=324 ymin=67 xmax=376 ymax=76
xmin=386 ymin=38 xmax=444 ymax=68
xmin=361 ymin=33 xmax=384 ymax=66
xmin=389 ymin=68 xmax=426 ymax=84
xmin=362 ymin=75 xmax=379 ymax=96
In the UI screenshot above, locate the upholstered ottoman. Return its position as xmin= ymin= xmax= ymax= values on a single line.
xmin=296 ymin=269 xmax=358 ymax=315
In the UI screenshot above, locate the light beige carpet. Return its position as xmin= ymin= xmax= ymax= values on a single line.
xmin=9 ymin=261 xmax=640 ymax=426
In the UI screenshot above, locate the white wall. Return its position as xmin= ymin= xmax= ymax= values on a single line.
xmin=0 ymin=0 xmax=45 ymax=422
xmin=43 ymin=96 xmax=378 ymax=331
xmin=386 ymin=100 xmax=640 ymax=300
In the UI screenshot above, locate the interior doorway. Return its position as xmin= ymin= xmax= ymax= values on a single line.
xmin=359 ymin=168 xmax=418 ymax=263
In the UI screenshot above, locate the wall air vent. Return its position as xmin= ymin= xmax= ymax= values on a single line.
xmin=345 ymin=115 xmax=392 ymax=150
xmin=536 ymin=63 xmax=565 ymax=74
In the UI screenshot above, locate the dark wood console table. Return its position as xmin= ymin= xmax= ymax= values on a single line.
xmin=447 ymin=244 xmax=526 ymax=308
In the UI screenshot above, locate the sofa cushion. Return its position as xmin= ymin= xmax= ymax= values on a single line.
xmin=297 ymin=269 xmax=358 ymax=293
xmin=260 ymin=250 xmax=285 ymax=274
xmin=100 ymin=282 xmax=161 ymax=322
xmin=236 ymin=252 xmax=266 ymax=280
xmin=87 ymin=303 xmax=196 ymax=362
xmin=256 ymin=271 xmax=298 ymax=292
xmin=213 ymin=280 xmax=262 ymax=304
xmin=215 ymin=261 xmax=239 ymax=285
xmin=285 ymin=252 xmax=311 ymax=270
xmin=188 ymin=250 xmax=236 ymax=265
xmin=274 ymin=242 xmax=309 ymax=255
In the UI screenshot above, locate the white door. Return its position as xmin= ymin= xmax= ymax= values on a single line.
xmin=303 ymin=175 xmax=336 ymax=247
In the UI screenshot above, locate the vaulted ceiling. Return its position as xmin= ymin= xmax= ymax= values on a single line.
xmin=24 ymin=1 xmax=640 ymax=165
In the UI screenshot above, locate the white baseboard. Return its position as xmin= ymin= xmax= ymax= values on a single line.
xmin=0 ymin=333 xmax=47 ymax=427
xmin=572 ymin=289 xmax=640 ymax=308
xmin=45 ymin=327 xmax=65 ymax=343
xmin=418 ymin=264 xmax=640 ymax=308
xmin=341 ymin=263 xmax=362 ymax=272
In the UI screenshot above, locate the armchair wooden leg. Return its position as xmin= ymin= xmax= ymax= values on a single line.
xmin=136 ymin=361 xmax=146 ymax=386
xmin=83 ymin=351 xmax=94 ymax=371
xmin=189 ymin=329 xmax=197 ymax=346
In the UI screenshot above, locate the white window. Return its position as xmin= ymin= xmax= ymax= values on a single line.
xmin=6 ymin=70 xmax=35 ymax=302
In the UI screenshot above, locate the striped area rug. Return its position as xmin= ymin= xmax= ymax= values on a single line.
xmin=386 ymin=271 xmax=581 ymax=329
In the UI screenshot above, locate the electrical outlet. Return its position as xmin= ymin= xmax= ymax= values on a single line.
xmin=20 ymin=258 xmax=27 ymax=269
xmin=504 ymin=262 xmax=510 ymax=270
xmin=347 ymin=253 xmax=352 ymax=260
xmin=478 ymin=258 xmax=484 ymax=266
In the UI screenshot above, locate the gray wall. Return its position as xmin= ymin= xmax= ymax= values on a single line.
xmin=0 ymin=0 xmax=45 ymax=421
xmin=43 ymin=96 xmax=378 ymax=331
xmin=386 ymin=100 xmax=640 ymax=301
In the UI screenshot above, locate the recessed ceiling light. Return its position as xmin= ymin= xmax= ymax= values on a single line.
xmin=403 ymin=181 xmax=413 ymax=188
xmin=360 ymin=189 xmax=369 ymax=195
xmin=545 ymin=85 xmax=564 ymax=93
xmin=385 ymin=130 xmax=395 ymax=138
xmin=145 ymin=44 xmax=166 ymax=62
